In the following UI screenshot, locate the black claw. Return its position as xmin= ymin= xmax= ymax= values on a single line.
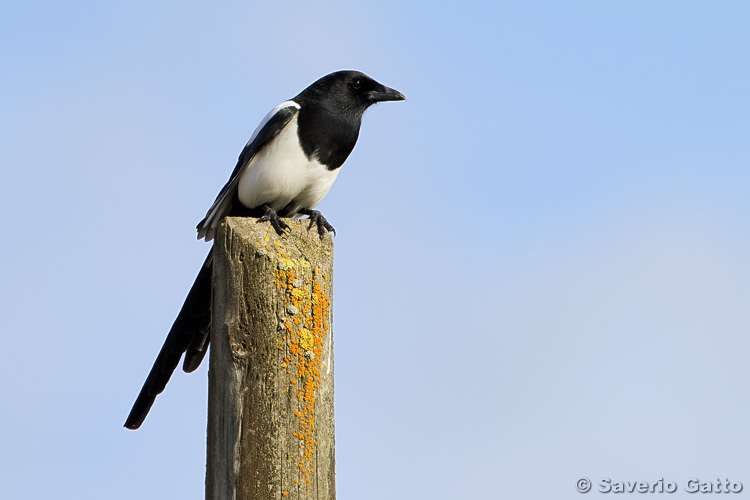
xmin=256 ymin=205 xmax=290 ymax=235
xmin=300 ymin=209 xmax=335 ymax=238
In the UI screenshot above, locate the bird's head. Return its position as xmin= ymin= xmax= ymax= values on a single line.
xmin=296 ymin=70 xmax=405 ymax=116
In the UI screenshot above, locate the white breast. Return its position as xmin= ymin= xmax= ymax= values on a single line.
xmin=237 ymin=114 xmax=340 ymax=215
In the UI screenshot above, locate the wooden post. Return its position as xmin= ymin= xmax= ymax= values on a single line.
xmin=206 ymin=217 xmax=335 ymax=500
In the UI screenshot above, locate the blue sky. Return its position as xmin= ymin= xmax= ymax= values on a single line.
xmin=2 ymin=1 xmax=749 ymax=498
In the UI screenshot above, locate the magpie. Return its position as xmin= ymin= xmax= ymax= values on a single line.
xmin=124 ymin=70 xmax=405 ymax=430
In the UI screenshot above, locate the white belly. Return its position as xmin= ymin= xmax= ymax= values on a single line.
xmin=237 ymin=115 xmax=340 ymax=214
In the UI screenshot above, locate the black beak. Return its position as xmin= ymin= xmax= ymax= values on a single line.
xmin=368 ymin=85 xmax=406 ymax=103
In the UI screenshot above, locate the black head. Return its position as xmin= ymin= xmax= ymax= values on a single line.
xmin=294 ymin=70 xmax=405 ymax=117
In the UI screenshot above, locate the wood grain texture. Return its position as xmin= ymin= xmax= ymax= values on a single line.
xmin=206 ymin=217 xmax=335 ymax=500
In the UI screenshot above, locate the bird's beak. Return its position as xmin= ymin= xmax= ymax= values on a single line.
xmin=368 ymin=85 xmax=406 ymax=103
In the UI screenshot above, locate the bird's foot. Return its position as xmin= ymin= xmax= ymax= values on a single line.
xmin=257 ymin=205 xmax=290 ymax=235
xmin=299 ymin=208 xmax=336 ymax=238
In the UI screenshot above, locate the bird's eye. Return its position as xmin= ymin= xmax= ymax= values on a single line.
xmin=351 ymin=78 xmax=362 ymax=90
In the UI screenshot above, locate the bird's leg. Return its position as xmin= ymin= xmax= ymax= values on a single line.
xmin=298 ymin=208 xmax=336 ymax=238
xmin=256 ymin=204 xmax=290 ymax=235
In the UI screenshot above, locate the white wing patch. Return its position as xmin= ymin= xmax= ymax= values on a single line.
xmin=245 ymin=100 xmax=300 ymax=150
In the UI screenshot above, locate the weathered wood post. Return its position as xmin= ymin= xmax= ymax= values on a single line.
xmin=206 ymin=217 xmax=335 ymax=500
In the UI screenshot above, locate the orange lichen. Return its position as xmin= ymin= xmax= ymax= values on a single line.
xmin=273 ymin=252 xmax=330 ymax=491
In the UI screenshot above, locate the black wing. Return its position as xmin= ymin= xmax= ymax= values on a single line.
xmin=124 ymin=102 xmax=300 ymax=430
xmin=196 ymin=102 xmax=300 ymax=241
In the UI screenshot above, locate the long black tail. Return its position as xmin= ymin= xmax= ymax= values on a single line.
xmin=124 ymin=250 xmax=213 ymax=430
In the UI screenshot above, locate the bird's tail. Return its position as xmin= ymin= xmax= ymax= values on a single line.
xmin=124 ymin=250 xmax=213 ymax=430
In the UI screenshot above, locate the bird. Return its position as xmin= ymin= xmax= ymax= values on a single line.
xmin=124 ymin=70 xmax=405 ymax=430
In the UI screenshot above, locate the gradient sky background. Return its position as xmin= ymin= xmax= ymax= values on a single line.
xmin=2 ymin=1 xmax=750 ymax=499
